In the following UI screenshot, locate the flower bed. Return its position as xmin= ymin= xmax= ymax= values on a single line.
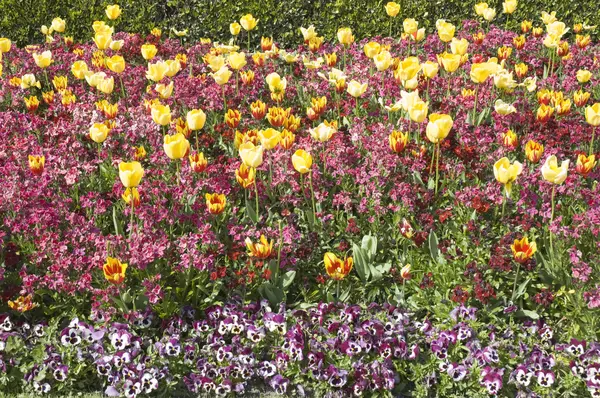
xmin=2 ymin=302 xmax=600 ymax=396
xmin=1 ymin=2 xmax=600 ymax=396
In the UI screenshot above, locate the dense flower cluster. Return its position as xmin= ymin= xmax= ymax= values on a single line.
xmin=1 ymin=2 xmax=600 ymax=396
xmin=1 ymin=302 xmax=600 ymax=396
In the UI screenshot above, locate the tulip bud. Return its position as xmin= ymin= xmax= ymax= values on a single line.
xmin=122 ymin=187 xmax=140 ymax=208
xmin=205 ymin=193 xmax=226 ymax=215
xmin=502 ymin=130 xmax=518 ymax=149
xmin=279 ymin=129 xmax=296 ymax=150
xmin=225 ymin=109 xmax=242 ymax=129
xmin=576 ymin=154 xmax=596 ymax=177
xmin=400 ymin=264 xmax=412 ymax=280
xmin=28 ymin=155 xmax=45 ymax=176
xmin=235 ymin=163 xmax=256 ymax=189
xmin=189 ymin=152 xmax=208 ymax=173
xmin=389 ymin=131 xmax=409 ymax=153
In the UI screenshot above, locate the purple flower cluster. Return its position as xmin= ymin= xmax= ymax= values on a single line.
xmin=0 ymin=303 xmax=600 ymax=396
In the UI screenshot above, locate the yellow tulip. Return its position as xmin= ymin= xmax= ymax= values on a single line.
xmin=483 ymin=8 xmax=496 ymax=22
xmin=576 ymin=69 xmax=592 ymax=83
xmin=450 ymin=38 xmax=469 ymax=55
xmin=347 ymin=80 xmax=368 ymax=98
xmin=51 ymin=17 xmax=66 ymax=33
xmin=292 ymin=149 xmax=313 ymax=174
xmin=436 ymin=19 xmax=455 ymax=42
xmin=106 ymin=5 xmax=122 ymax=20
xmin=97 ymin=77 xmax=114 ymax=94
xmin=426 ymin=113 xmax=453 ymax=143
xmin=503 ymin=0 xmax=517 ymax=14
xmin=576 ymin=154 xmax=597 ymax=176
xmin=109 ymin=39 xmax=124 ymax=51
xmin=300 ymin=25 xmax=317 ymax=42
xmin=230 ymin=22 xmax=241 ymax=36
xmin=146 ymin=61 xmax=168 ymax=82
xmin=106 ymin=55 xmax=125 ymax=74
xmin=163 ymin=132 xmax=190 ymax=160
xmin=364 ymin=42 xmax=381 ymax=58
xmin=141 ymin=44 xmax=158 ymax=60
xmin=374 ymin=50 xmax=392 ymax=71
xmin=33 ymin=51 xmax=52 ymax=68
xmin=151 ymin=104 xmax=171 ymax=126
xmin=395 ymin=56 xmax=420 ymax=81
xmin=205 ymin=54 xmax=225 ymax=72
xmin=186 ymin=109 xmax=206 ymax=130
xmin=239 ymin=142 xmax=264 ymax=168
xmin=92 ymin=20 xmax=113 ymax=35
xmin=228 ymin=52 xmax=247 ymax=70
xmin=85 ymin=72 xmax=106 ymax=88
xmin=93 ymin=32 xmax=112 ymax=50
xmin=541 ymin=11 xmax=557 ymax=25
xmin=310 ymin=122 xmax=336 ymax=142
xmin=337 ymin=27 xmax=354 ymax=46
xmin=240 ymin=14 xmax=258 ymax=31
xmin=89 ymin=123 xmax=110 ymax=144
xmin=155 ymin=81 xmax=174 ymax=99
xmin=494 ymin=99 xmax=517 ymax=115
xmin=585 ymin=103 xmax=600 ymax=126
xmin=385 ymin=2 xmax=400 ymax=17
xmin=164 ymin=60 xmax=181 ymax=77
xmin=438 ymin=52 xmax=461 ymax=73
xmin=494 ymin=70 xmax=517 ymax=91
xmin=475 ymin=2 xmax=489 ymax=16
xmin=422 ymin=61 xmax=439 ymax=79
xmin=399 ymin=90 xmax=421 ymax=111
xmin=0 ymin=38 xmax=11 ymax=53
xmin=541 ymin=155 xmax=569 ymax=184
xmin=408 ymin=100 xmax=429 ymax=123
xmin=493 ymin=157 xmax=523 ymax=196
xmin=211 ymin=66 xmax=232 ymax=85
xmin=403 ymin=18 xmax=418 ymax=34
xmin=470 ymin=62 xmax=495 ymax=83
xmin=20 ymin=74 xmax=41 ymax=89
xmin=259 ymin=128 xmax=281 ymax=150
xmin=265 ymin=72 xmax=287 ymax=93
xmin=118 ymin=161 xmax=144 ymax=188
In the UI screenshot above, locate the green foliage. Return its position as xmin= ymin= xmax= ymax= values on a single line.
xmin=1 ymin=0 xmax=599 ymax=47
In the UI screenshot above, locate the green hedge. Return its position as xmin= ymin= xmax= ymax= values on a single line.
xmin=1 ymin=0 xmax=598 ymax=47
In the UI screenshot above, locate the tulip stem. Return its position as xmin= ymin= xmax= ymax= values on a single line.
xmin=119 ymin=75 xmax=127 ymax=100
xmin=309 ymin=170 xmax=317 ymax=221
xmin=43 ymin=70 xmax=50 ymax=89
xmin=222 ymin=86 xmax=227 ymax=111
xmin=247 ymin=32 xmax=251 ymax=52
xmin=254 ymin=170 xmax=260 ymax=222
xmin=472 ymin=85 xmax=479 ymax=124
xmin=435 ymin=143 xmax=440 ymax=195
xmin=501 ymin=195 xmax=506 ymax=218
xmin=235 ymin=71 xmax=239 ymax=96
xmin=429 ymin=145 xmax=436 ymax=175
xmin=129 ymin=197 xmax=135 ymax=240
xmin=511 ymin=263 xmax=520 ymax=302
xmin=355 ymin=97 xmax=359 ymax=115
xmin=343 ymin=47 xmax=347 ymax=71
xmin=336 ymin=279 xmax=341 ymax=303
xmin=590 ymin=127 xmax=596 ymax=156
xmin=549 ymin=185 xmax=556 ymax=263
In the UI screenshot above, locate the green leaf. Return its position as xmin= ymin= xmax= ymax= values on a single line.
xmin=112 ymin=206 xmax=123 ymax=236
xmin=245 ymin=194 xmax=258 ymax=223
xmin=352 ymin=243 xmax=369 ymax=282
xmin=361 ymin=235 xmax=377 ymax=260
xmin=519 ymin=309 xmax=540 ymax=320
xmin=282 ymin=270 xmax=296 ymax=288
xmin=428 ymin=230 xmax=440 ymax=262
